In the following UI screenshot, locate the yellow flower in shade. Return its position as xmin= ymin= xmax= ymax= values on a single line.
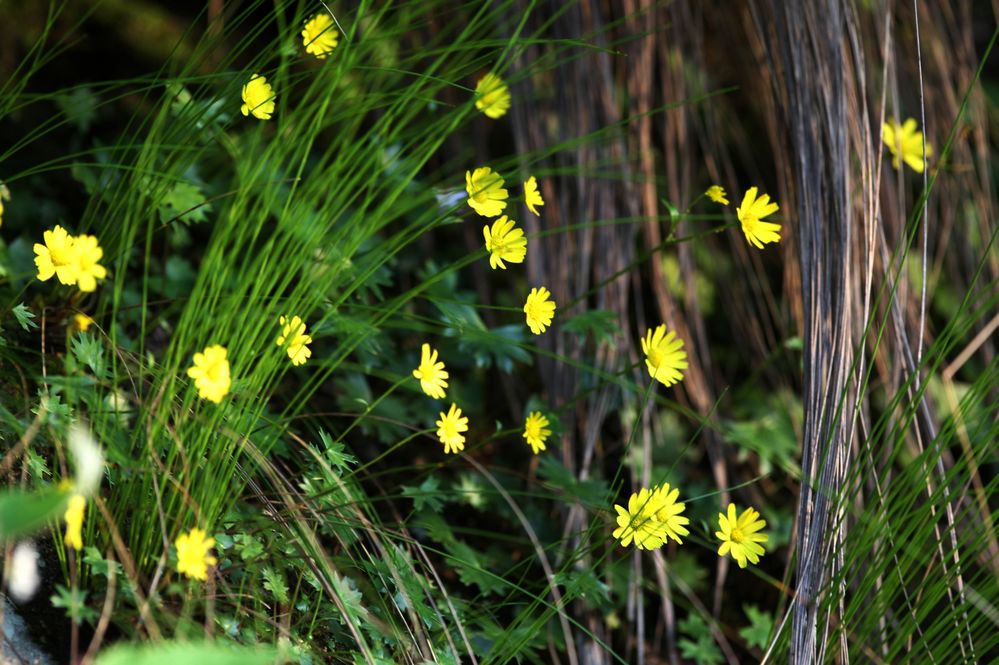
xmin=413 ymin=343 xmax=448 ymax=399
xmin=649 ymin=483 xmax=690 ymax=544
xmin=716 ymin=504 xmax=769 ymax=568
xmin=882 ymin=118 xmax=933 ymax=173
xmin=72 ymin=234 xmax=107 ymax=292
xmin=641 ymin=324 xmax=688 ymax=387
xmin=34 ymin=225 xmax=79 ymax=286
xmin=240 ymin=74 xmax=275 ymax=120
xmin=435 ymin=403 xmax=468 ymax=454
xmin=0 ymin=182 xmax=9 ymax=227
xmin=175 ymin=527 xmax=217 ymax=581
xmin=63 ymin=494 xmax=85 ymax=551
xmin=276 ymin=315 xmax=313 ymax=366
xmin=465 ymin=167 xmax=508 ymax=217
xmin=474 ymin=72 xmax=510 ymax=119
xmin=187 ymin=344 xmax=231 ymax=403
xmin=706 ymin=185 xmax=729 ymax=205
xmin=522 ymin=411 xmax=551 ymax=454
xmin=302 ymin=13 xmax=339 ymax=59
xmin=524 ymin=286 xmax=556 ymax=335
xmin=73 ymin=313 xmax=95 ymax=333
xmin=612 ymin=487 xmax=670 ymax=550
xmin=483 ymin=216 xmax=527 ymax=269
xmin=736 ymin=187 xmax=781 ymax=249
xmin=524 ymin=176 xmax=544 ymax=215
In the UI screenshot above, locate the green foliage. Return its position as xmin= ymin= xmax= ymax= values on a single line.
xmin=94 ymin=642 xmax=282 ymax=665
xmin=678 ymin=614 xmax=724 ymax=665
xmin=0 ymin=487 xmax=66 ymax=540
xmin=739 ymin=604 xmax=774 ymax=651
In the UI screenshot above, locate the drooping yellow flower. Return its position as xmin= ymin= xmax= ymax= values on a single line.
xmin=641 ymin=324 xmax=688 ymax=387
xmin=302 ymin=13 xmax=339 ymax=59
xmin=524 ymin=286 xmax=556 ymax=335
xmin=413 ymin=343 xmax=448 ymax=399
xmin=716 ymin=504 xmax=769 ymax=568
xmin=72 ymin=234 xmax=107 ymax=292
xmin=73 ymin=313 xmax=95 ymax=333
xmin=474 ymin=72 xmax=510 ymax=119
xmin=612 ymin=487 xmax=670 ymax=550
xmin=240 ymin=74 xmax=275 ymax=120
xmin=34 ymin=225 xmax=79 ymax=286
xmin=524 ymin=176 xmax=544 ymax=215
xmin=736 ymin=187 xmax=781 ymax=249
xmin=706 ymin=185 xmax=729 ymax=205
xmin=522 ymin=411 xmax=551 ymax=454
xmin=63 ymin=494 xmax=86 ymax=551
xmin=175 ymin=527 xmax=217 ymax=581
xmin=187 ymin=344 xmax=231 ymax=403
xmin=465 ymin=167 xmax=508 ymax=217
xmin=435 ymin=403 xmax=468 ymax=454
xmin=483 ymin=216 xmax=527 ymax=270
xmin=276 ymin=315 xmax=313 ymax=366
xmin=649 ymin=483 xmax=690 ymax=544
xmin=883 ymin=118 xmax=933 ymax=173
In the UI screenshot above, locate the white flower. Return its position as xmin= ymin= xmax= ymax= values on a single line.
xmin=69 ymin=422 xmax=104 ymax=496
xmin=7 ymin=541 xmax=40 ymax=602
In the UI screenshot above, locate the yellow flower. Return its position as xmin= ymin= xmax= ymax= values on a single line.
xmin=883 ymin=118 xmax=932 ymax=173
xmin=175 ymin=527 xmax=217 ymax=581
xmin=612 ymin=487 xmax=670 ymax=550
xmin=302 ymin=13 xmax=339 ymax=59
xmin=413 ymin=343 xmax=448 ymax=399
xmin=187 ymin=344 xmax=231 ymax=403
xmin=34 ymin=225 xmax=79 ymax=286
xmin=524 ymin=176 xmax=544 ymax=215
xmin=73 ymin=313 xmax=95 ymax=333
xmin=641 ymin=324 xmax=688 ymax=387
xmin=63 ymin=494 xmax=86 ymax=551
xmin=435 ymin=403 xmax=468 ymax=454
xmin=0 ymin=182 xmax=9 ymax=227
xmin=465 ymin=167 xmax=508 ymax=217
xmin=522 ymin=411 xmax=551 ymax=454
xmin=72 ymin=234 xmax=107 ymax=292
xmin=736 ymin=187 xmax=781 ymax=249
xmin=716 ymin=504 xmax=769 ymax=568
xmin=706 ymin=185 xmax=729 ymax=205
xmin=483 ymin=216 xmax=527 ymax=270
xmin=474 ymin=72 xmax=510 ymax=119
xmin=524 ymin=286 xmax=555 ymax=335
xmin=276 ymin=315 xmax=313 ymax=366
xmin=240 ymin=74 xmax=275 ymax=120
xmin=649 ymin=483 xmax=690 ymax=544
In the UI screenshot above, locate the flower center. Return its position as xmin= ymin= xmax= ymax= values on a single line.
xmin=731 ymin=528 xmax=745 ymax=543
xmin=647 ymin=348 xmax=664 ymax=368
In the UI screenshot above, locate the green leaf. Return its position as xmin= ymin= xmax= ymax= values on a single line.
xmin=262 ymin=566 xmax=290 ymax=604
xmin=12 ymin=303 xmax=37 ymax=331
xmin=739 ymin=604 xmax=774 ymax=650
xmin=71 ymin=333 xmax=107 ymax=379
xmin=318 ymin=430 xmax=358 ymax=472
xmin=402 ymin=475 xmax=445 ymax=513
xmin=95 ymin=642 xmax=283 ymax=665
xmin=51 ymin=584 xmax=98 ymax=625
xmin=0 ymin=488 xmax=67 ymax=541
xmin=56 ymin=87 xmax=99 ymax=132
xmin=159 ymin=180 xmax=211 ymax=224
xmin=562 ymin=309 xmax=621 ymax=345
xmin=678 ymin=614 xmax=723 ymax=665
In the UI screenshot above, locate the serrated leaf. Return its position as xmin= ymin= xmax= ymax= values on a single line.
xmin=739 ymin=604 xmax=774 ymax=650
xmin=402 ymin=475 xmax=445 ymax=513
xmin=13 ymin=303 xmax=37 ymax=331
xmin=262 ymin=566 xmax=290 ymax=604
xmin=562 ymin=309 xmax=621 ymax=345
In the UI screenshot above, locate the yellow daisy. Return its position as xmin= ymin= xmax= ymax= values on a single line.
xmin=641 ymin=324 xmax=688 ymax=387
xmin=705 ymin=185 xmax=729 ymax=205
xmin=435 ymin=403 xmax=468 ymax=454
xmin=649 ymin=483 xmax=690 ymax=544
xmin=483 ymin=216 xmax=527 ymax=269
xmin=716 ymin=504 xmax=769 ymax=568
xmin=302 ymin=13 xmax=339 ymax=59
xmin=72 ymin=234 xmax=107 ymax=292
xmin=465 ymin=167 xmax=508 ymax=217
xmin=883 ymin=118 xmax=933 ymax=173
xmin=736 ymin=187 xmax=781 ymax=249
xmin=187 ymin=344 xmax=232 ymax=403
xmin=240 ymin=74 xmax=275 ymax=120
xmin=413 ymin=343 xmax=448 ymax=399
xmin=522 ymin=411 xmax=551 ymax=454
xmin=524 ymin=176 xmax=544 ymax=215
xmin=34 ymin=225 xmax=79 ymax=286
xmin=276 ymin=315 xmax=313 ymax=366
xmin=175 ymin=527 xmax=217 ymax=581
xmin=474 ymin=72 xmax=511 ymax=119
xmin=73 ymin=313 xmax=95 ymax=333
xmin=524 ymin=286 xmax=555 ymax=335
xmin=63 ymin=494 xmax=86 ymax=551
xmin=612 ymin=487 xmax=669 ymax=550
